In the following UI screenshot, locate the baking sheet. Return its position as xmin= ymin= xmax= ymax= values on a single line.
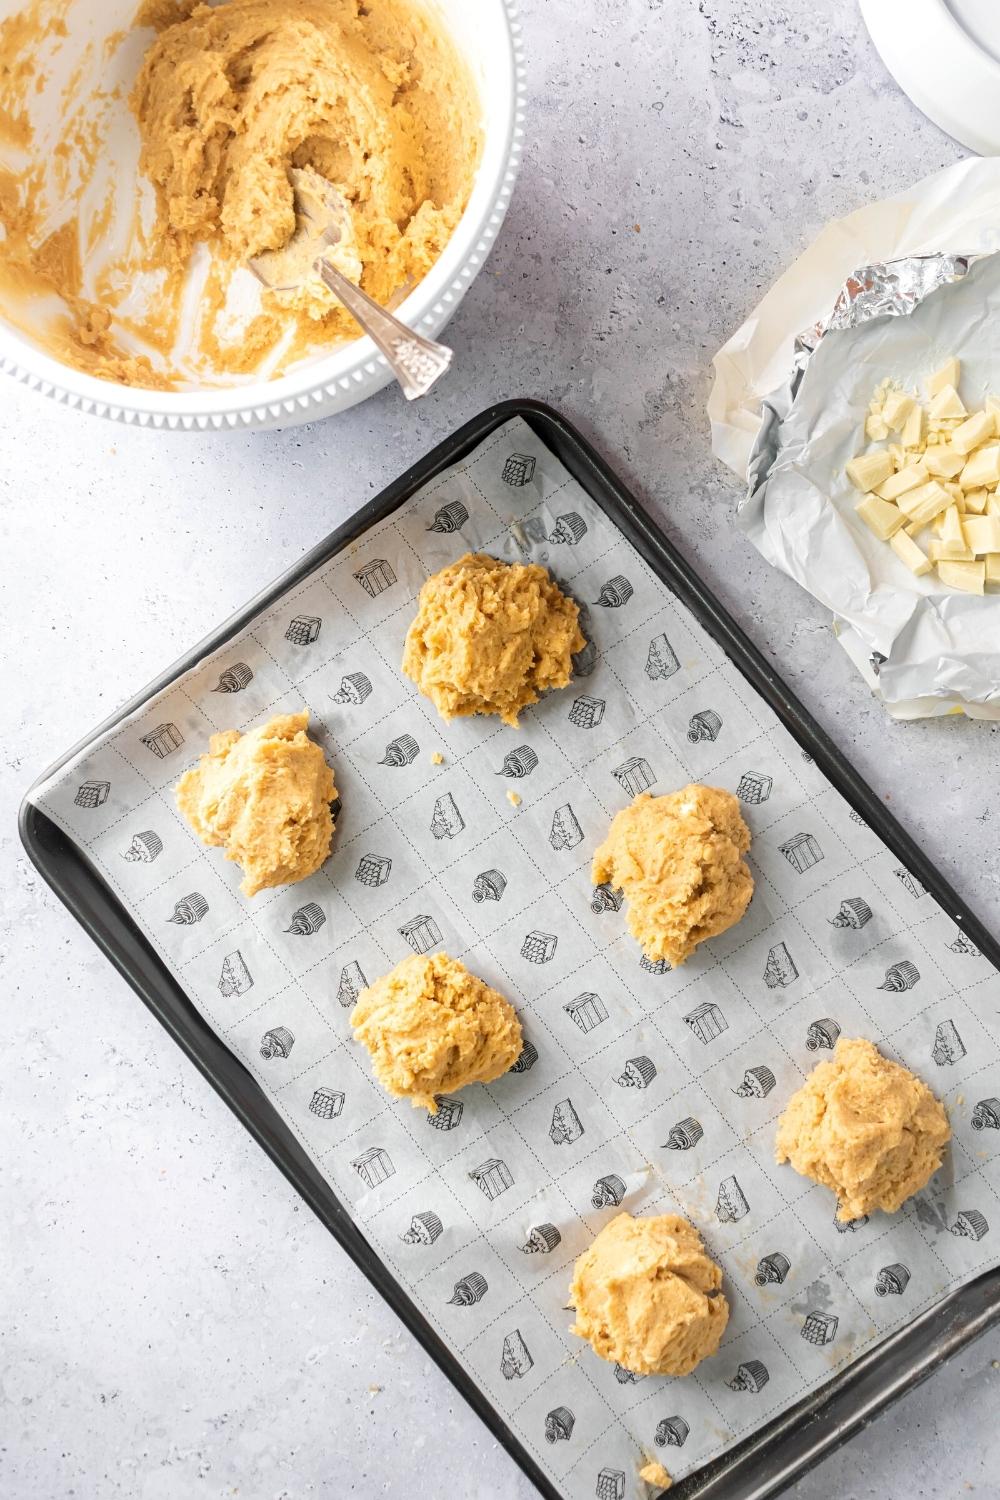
xmin=26 ymin=415 xmax=1000 ymax=1498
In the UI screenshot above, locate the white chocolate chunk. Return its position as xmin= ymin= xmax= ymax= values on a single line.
xmin=926 ymin=358 xmax=960 ymax=398
xmin=936 ymin=559 xmax=985 ymax=593
xmin=929 ymin=539 xmax=974 ymax=562
xmin=939 ymin=504 xmax=967 ymax=556
xmin=890 ymin=529 xmax=932 ymax=576
xmin=923 ymin=445 xmax=965 ymax=479
xmin=964 ymin=486 xmax=990 ymax=515
xmin=875 ymin=463 xmax=927 ymax=501
xmin=846 ymin=450 xmax=895 ymax=492
xmin=882 ymin=389 xmax=916 ymax=432
xmin=901 ymin=403 xmax=925 ymax=449
xmin=951 ymin=410 xmax=994 ymax=454
xmin=866 ymin=414 xmax=889 ymax=442
xmin=855 ymin=493 xmax=905 ymax=541
xmin=960 ymin=444 xmax=1000 ymax=489
xmin=985 ymin=554 xmax=1000 ymax=585
xmin=896 ymin=479 xmax=952 ymax=525
xmin=962 ymin=516 xmax=1000 ymax=555
xmin=927 ymin=384 xmax=967 ymax=420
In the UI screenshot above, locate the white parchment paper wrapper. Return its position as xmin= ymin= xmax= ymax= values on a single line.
xmin=709 ymin=157 xmax=1000 ymax=720
xmin=29 ymin=418 xmax=1000 ymax=1497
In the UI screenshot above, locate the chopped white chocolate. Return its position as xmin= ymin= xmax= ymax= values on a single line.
xmin=960 ymin=444 xmax=1000 ymax=490
xmin=846 ymin=451 xmax=895 ymax=492
xmin=929 ymin=539 xmax=974 ymax=563
xmin=924 ymin=445 xmax=965 ymax=479
xmin=901 ymin=403 xmax=925 ymax=449
xmin=940 ymin=505 xmax=968 ymax=557
xmin=844 ymin=364 xmax=1000 ymax=595
xmin=890 ymin=529 xmax=932 ymax=576
xmin=936 ymin=559 xmax=985 ymax=594
xmin=927 ymin=384 xmax=967 ymax=421
xmin=875 ymin=463 xmax=927 ymax=501
xmin=882 ymin=389 xmax=916 ymax=431
xmin=896 ymin=479 xmax=952 ymax=526
xmin=855 ymin=493 xmax=906 ymax=541
xmin=926 ymin=359 xmax=960 ymax=398
xmin=951 ymin=410 xmax=994 ymax=454
xmin=962 ymin=516 xmax=1000 ymax=555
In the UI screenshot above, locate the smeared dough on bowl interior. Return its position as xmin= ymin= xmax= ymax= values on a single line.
xmin=775 ymin=1036 xmax=950 ymax=1220
xmin=175 ymin=710 xmax=337 ymax=896
xmin=591 ymin=785 xmax=753 ymax=967
xmin=569 ymin=1212 xmax=729 ymax=1377
xmin=0 ymin=0 xmax=482 ymax=387
xmin=350 ymin=952 xmax=523 ymax=1112
xmin=402 ymin=552 xmax=585 ymax=726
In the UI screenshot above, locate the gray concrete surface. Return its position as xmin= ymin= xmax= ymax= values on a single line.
xmin=3 ymin=1 xmax=1000 ymax=1496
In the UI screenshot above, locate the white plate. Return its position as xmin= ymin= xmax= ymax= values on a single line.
xmin=860 ymin=0 xmax=1000 ymax=154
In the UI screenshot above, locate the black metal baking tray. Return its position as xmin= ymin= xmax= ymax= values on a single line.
xmin=20 ymin=399 xmax=1000 ymax=1500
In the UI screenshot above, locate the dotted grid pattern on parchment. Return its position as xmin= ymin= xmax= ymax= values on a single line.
xmin=32 ymin=418 xmax=1000 ymax=1500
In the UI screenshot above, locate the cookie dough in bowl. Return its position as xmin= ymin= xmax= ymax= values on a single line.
xmin=0 ymin=0 xmax=522 ymax=426
xmin=175 ymin=711 xmax=337 ymax=896
xmin=350 ymin=952 xmax=523 ymax=1112
xmin=402 ymin=552 xmax=585 ymax=725
xmin=775 ymin=1036 xmax=950 ymax=1220
xmin=591 ymin=785 xmax=753 ymax=967
xmin=569 ymin=1212 xmax=729 ymax=1377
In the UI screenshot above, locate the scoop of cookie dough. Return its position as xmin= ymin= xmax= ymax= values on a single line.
xmin=775 ymin=1037 xmax=950 ymax=1220
xmin=350 ymin=952 xmax=523 ymax=1112
xmin=175 ymin=711 xmax=337 ymax=897
xmin=591 ymin=785 xmax=753 ymax=967
xmin=401 ymin=552 xmax=585 ymax=726
xmin=570 ymin=1212 xmax=729 ymax=1377
xmin=639 ymin=1461 xmax=672 ymax=1492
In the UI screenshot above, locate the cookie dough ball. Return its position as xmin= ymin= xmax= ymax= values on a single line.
xmin=175 ymin=711 xmax=336 ymax=897
xmin=569 ymin=1212 xmax=729 ymax=1377
xmin=350 ymin=952 xmax=523 ymax=1112
xmin=639 ymin=1462 xmax=672 ymax=1492
xmin=401 ymin=552 xmax=585 ymax=726
xmin=591 ymin=786 xmax=753 ymax=967
xmin=775 ymin=1037 xmax=950 ymax=1220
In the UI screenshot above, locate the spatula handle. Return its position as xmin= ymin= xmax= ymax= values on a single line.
xmin=316 ymin=259 xmax=453 ymax=401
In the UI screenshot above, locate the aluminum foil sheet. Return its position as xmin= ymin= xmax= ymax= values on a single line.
xmin=739 ymin=247 xmax=1000 ymax=713
xmin=747 ymin=253 xmax=975 ymax=508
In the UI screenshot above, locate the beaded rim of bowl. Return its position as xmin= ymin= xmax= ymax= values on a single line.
xmin=0 ymin=0 xmax=526 ymax=431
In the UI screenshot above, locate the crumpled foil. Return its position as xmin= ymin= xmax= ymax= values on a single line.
xmin=737 ymin=243 xmax=1000 ymax=716
xmin=708 ymin=157 xmax=1000 ymax=717
xmin=746 ymin=253 xmax=975 ymax=510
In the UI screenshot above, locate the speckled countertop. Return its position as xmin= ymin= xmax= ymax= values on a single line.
xmin=4 ymin=2 xmax=1000 ymax=1496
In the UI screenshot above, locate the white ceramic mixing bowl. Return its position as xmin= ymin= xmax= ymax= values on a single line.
xmin=0 ymin=0 xmax=524 ymax=431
